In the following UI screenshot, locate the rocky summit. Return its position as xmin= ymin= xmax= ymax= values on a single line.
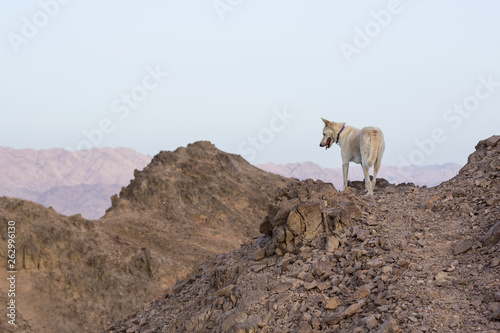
xmin=0 ymin=141 xmax=290 ymax=333
xmin=107 ymin=136 xmax=500 ymax=333
xmin=102 ymin=141 xmax=292 ymax=287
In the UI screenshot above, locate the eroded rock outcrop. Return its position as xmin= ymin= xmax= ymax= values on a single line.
xmin=260 ymin=179 xmax=361 ymax=256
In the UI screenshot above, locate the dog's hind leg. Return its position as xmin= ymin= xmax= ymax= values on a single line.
xmin=373 ymin=155 xmax=382 ymax=190
xmin=372 ymin=139 xmax=385 ymax=191
xmin=362 ymin=164 xmax=373 ymax=195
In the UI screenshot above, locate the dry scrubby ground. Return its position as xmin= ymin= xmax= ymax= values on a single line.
xmin=108 ymin=136 xmax=500 ymax=333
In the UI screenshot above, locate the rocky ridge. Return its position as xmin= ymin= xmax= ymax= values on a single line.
xmin=107 ymin=136 xmax=500 ymax=333
xmin=0 ymin=141 xmax=291 ymax=332
xmin=101 ymin=141 xmax=291 ymax=287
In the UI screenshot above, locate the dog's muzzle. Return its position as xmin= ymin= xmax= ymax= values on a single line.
xmin=324 ymin=137 xmax=332 ymax=150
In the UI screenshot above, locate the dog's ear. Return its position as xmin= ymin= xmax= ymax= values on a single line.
xmin=321 ymin=118 xmax=330 ymax=125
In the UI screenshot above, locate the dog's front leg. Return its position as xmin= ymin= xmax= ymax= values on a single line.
xmin=342 ymin=162 xmax=349 ymax=190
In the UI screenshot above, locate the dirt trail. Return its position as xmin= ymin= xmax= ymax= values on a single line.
xmin=359 ymin=185 xmax=495 ymax=331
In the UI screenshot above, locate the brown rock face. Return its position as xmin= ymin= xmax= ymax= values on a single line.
xmin=106 ymin=141 xmax=290 ymax=228
xmin=483 ymin=222 xmax=500 ymax=247
xmin=102 ymin=141 xmax=291 ymax=287
xmin=0 ymin=198 xmax=161 ymax=333
xmin=0 ymin=141 xmax=291 ymax=333
xmin=260 ymin=179 xmax=361 ymax=255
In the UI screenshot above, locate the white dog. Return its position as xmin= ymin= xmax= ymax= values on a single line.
xmin=319 ymin=118 xmax=385 ymax=195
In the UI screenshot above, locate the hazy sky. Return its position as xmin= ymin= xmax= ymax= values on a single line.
xmin=1 ymin=0 xmax=499 ymax=170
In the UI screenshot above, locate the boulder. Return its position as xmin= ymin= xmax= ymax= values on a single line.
xmin=483 ymin=222 xmax=500 ymax=247
xmin=259 ymin=179 xmax=361 ymax=255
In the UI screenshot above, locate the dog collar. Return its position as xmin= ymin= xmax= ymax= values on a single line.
xmin=336 ymin=125 xmax=345 ymax=144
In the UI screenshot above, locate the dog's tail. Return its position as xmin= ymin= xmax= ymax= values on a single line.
xmin=367 ymin=130 xmax=383 ymax=168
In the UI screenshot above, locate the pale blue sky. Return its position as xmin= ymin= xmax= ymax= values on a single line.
xmin=1 ymin=0 xmax=499 ymax=169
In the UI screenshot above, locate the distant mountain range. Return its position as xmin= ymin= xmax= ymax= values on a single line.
xmin=0 ymin=146 xmax=151 ymax=219
xmin=256 ymin=161 xmax=461 ymax=189
xmin=0 ymin=146 xmax=460 ymax=219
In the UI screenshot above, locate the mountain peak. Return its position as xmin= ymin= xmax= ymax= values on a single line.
xmin=186 ymin=140 xmax=218 ymax=149
xmin=106 ymin=141 xmax=287 ymax=218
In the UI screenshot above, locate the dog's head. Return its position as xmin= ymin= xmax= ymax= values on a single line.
xmin=319 ymin=118 xmax=345 ymax=150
